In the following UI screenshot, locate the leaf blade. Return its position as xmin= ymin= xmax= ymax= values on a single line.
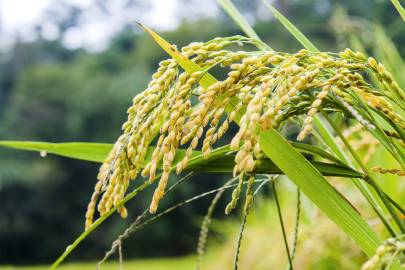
xmin=0 ymin=141 xmax=112 ymax=162
xmin=391 ymin=0 xmax=405 ymax=21
xmin=216 ymin=0 xmax=271 ymax=50
xmin=259 ymin=129 xmax=380 ymax=256
xmin=261 ymin=0 xmax=319 ymax=52
xmin=0 ymin=140 xmax=361 ymax=178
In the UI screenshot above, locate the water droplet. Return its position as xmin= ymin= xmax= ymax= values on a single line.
xmin=40 ymin=150 xmax=47 ymax=158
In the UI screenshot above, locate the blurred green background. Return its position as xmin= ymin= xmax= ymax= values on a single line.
xmin=0 ymin=0 xmax=404 ymax=268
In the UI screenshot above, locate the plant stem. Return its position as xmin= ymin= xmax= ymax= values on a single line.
xmin=364 ymin=175 xmax=405 ymax=234
xmin=325 ymin=113 xmax=405 ymax=235
xmin=272 ymin=180 xmax=293 ymax=270
xmin=386 ymin=196 xmax=405 ymax=216
xmin=49 ymin=180 xmax=150 ymax=270
xmin=290 ymin=188 xmax=301 ymax=261
xmin=312 ymin=108 xmax=397 ymax=236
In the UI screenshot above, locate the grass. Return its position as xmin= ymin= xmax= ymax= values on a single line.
xmin=2 ymin=256 xmax=196 ymax=270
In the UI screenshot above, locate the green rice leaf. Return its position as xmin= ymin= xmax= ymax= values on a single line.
xmin=0 ymin=141 xmax=112 ymax=163
xmin=0 ymin=140 xmax=361 ymax=178
xmin=216 ymin=0 xmax=271 ymax=50
xmin=138 ymin=23 xmax=217 ymax=89
xmin=260 ymin=130 xmax=381 ymax=256
xmin=290 ymin=141 xmax=345 ymax=165
xmin=216 ymin=0 xmax=260 ymax=40
xmin=391 ymin=0 xmax=405 ymax=21
xmin=49 ymin=144 xmax=229 ymax=269
xmin=257 ymin=2 xmax=403 ymax=242
xmin=261 ymin=0 xmax=319 ymax=52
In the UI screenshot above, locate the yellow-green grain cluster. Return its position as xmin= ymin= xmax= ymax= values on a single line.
xmin=85 ymin=36 xmax=405 ymax=229
xmin=361 ymin=237 xmax=405 ymax=270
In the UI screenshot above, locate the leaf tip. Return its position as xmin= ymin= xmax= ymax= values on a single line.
xmin=136 ymin=21 xmax=147 ymax=31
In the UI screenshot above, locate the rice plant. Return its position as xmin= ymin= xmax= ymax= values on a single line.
xmin=1 ymin=1 xmax=404 ymax=269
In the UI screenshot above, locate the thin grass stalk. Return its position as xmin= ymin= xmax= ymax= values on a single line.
xmin=290 ymin=187 xmax=301 ymax=261
xmin=317 ymin=110 xmax=398 ymax=236
xmin=272 ymin=179 xmax=293 ymax=270
xmin=327 ymin=113 xmax=405 ymax=234
xmin=391 ymin=0 xmax=405 ymax=21
xmin=196 ymin=177 xmax=237 ymax=270
xmin=113 ymin=182 xmax=267 ymax=242
xmin=51 ymin=145 xmax=230 ymax=269
xmin=118 ymin=241 xmax=123 ymax=270
xmin=216 ymin=0 xmax=271 ymax=50
xmin=348 ymin=88 xmax=405 ymax=168
xmin=101 ymin=179 xmax=258 ymax=268
xmin=98 ymin=172 xmax=194 ymax=267
xmin=233 ymin=176 xmax=271 ymax=270
xmin=49 ymin=180 xmax=150 ymax=269
xmin=260 ymin=0 xmax=318 ymax=52
xmin=386 ymin=196 xmax=405 ymax=216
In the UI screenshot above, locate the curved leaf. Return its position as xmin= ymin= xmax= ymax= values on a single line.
xmin=216 ymin=0 xmax=271 ymax=50
xmin=0 ymin=140 xmax=361 ymax=178
xmin=0 ymin=141 xmax=112 ymax=162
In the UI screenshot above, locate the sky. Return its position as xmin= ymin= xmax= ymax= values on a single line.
xmin=0 ymin=0 xmax=219 ymax=51
xmin=1 ymin=0 xmax=91 ymax=40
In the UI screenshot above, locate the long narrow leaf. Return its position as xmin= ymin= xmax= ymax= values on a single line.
xmin=258 ymin=1 xmax=402 ymax=245
xmin=261 ymin=0 xmax=319 ymax=52
xmin=0 ymin=141 xmax=112 ymax=162
xmin=216 ymin=0 xmax=271 ymax=50
xmin=259 ymin=129 xmax=380 ymax=256
xmin=0 ymin=140 xmax=361 ymax=178
xmin=290 ymin=141 xmax=345 ymax=165
xmin=391 ymin=0 xmax=405 ymax=21
xmin=49 ymin=144 xmax=230 ymax=269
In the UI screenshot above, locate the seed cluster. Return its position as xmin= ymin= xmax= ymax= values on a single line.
xmin=340 ymin=123 xmax=380 ymax=164
xmin=361 ymin=237 xmax=405 ymax=270
xmin=371 ymin=167 xmax=405 ymax=177
xmin=85 ymin=36 xmax=405 ymax=228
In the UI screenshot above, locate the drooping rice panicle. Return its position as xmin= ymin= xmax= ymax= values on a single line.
xmin=85 ymin=35 xmax=405 ymax=228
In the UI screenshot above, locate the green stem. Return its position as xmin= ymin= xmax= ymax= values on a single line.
xmin=365 ymin=175 xmax=405 ymax=234
xmin=312 ymin=109 xmax=397 ymax=236
xmin=49 ymin=180 xmax=150 ymax=270
xmin=272 ymin=180 xmax=293 ymax=270
xmin=386 ymin=196 xmax=405 ymax=216
xmin=326 ymin=113 xmax=405 ymax=235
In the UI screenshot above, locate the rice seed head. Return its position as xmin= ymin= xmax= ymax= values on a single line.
xmin=84 ymin=36 xmax=404 ymax=228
